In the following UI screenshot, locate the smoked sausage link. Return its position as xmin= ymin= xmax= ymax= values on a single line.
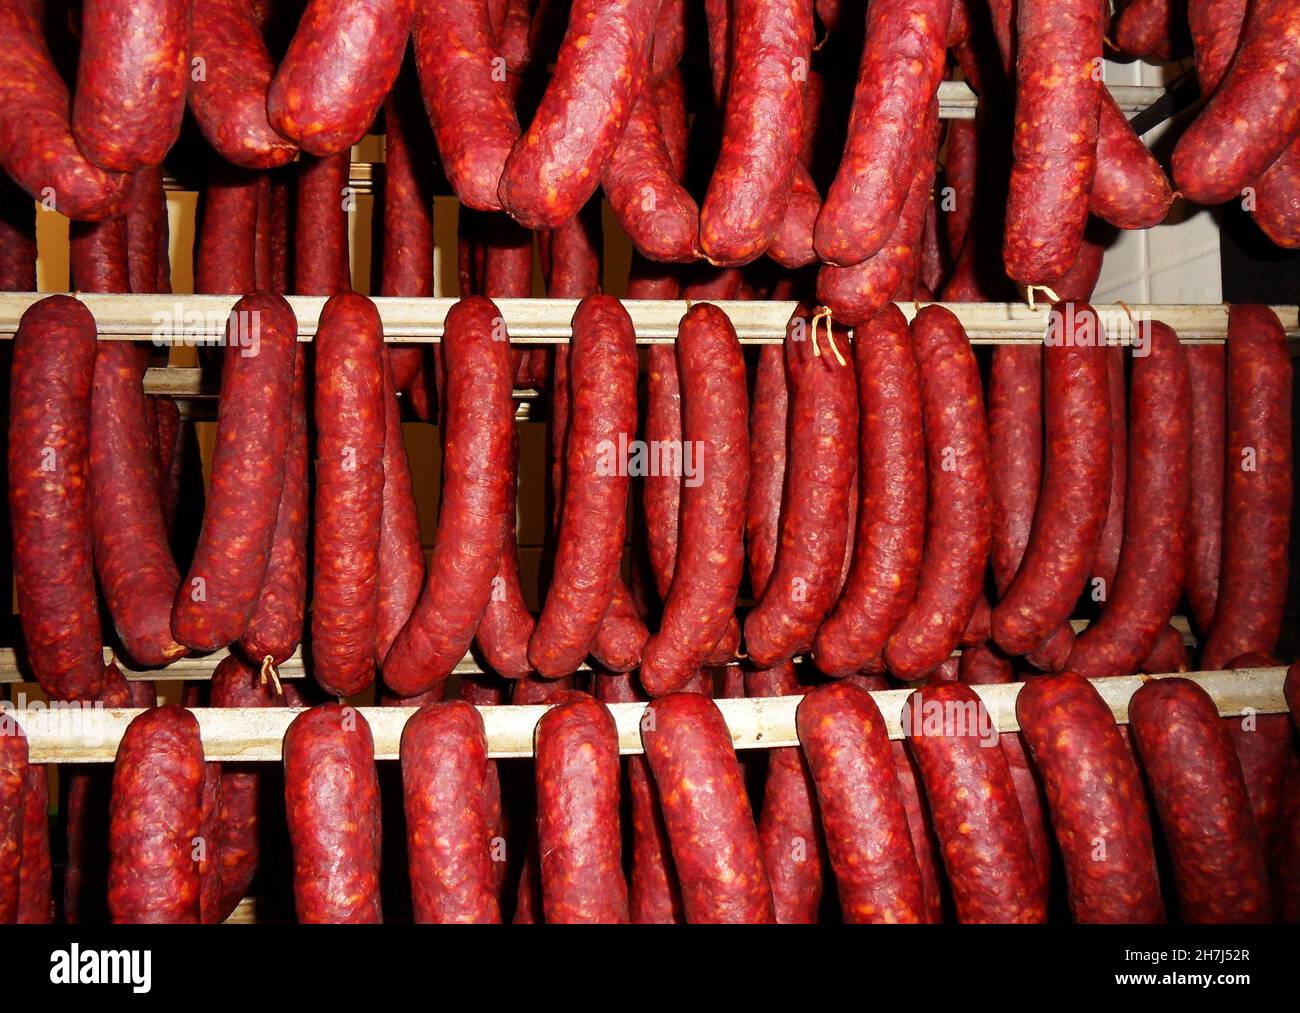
xmin=1128 ymin=678 xmax=1272 ymax=923
xmin=268 ymin=0 xmax=416 ymax=156
xmin=400 ymin=701 xmax=501 ymax=923
xmin=283 ymin=704 xmax=383 ymax=923
xmin=1016 ymin=672 xmax=1165 ymax=923
xmin=9 ymin=295 xmax=104 ymax=701
xmin=640 ymin=304 xmax=749 ymax=696
xmin=535 ymin=695 xmax=629 ymax=922
xmin=108 ymin=707 xmax=205 ymax=924
xmin=172 ymin=294 xmax=297 ymax=652
xmin=796 ymin=683 xmax=930 ymax=922
xmin=641 ymin=693 xmax=775 ymax=923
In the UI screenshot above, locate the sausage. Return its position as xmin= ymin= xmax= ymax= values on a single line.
xmin=0 ymin=0 xmax=129 ymax=220
xmin=650 ymin=0 xmax=686 ymax=77
xmin=90 ymin=341 xmax=187 ymax=667
xmin=1222 ymin=666 xmax=1292 ymax=857
xmin=268 ymin=0 xmax=415 ymax=155
xmin=1065 ymin=322 xmax=1190 ymax=678
xmin=1139 ymin=622 xmax=1191 ymax=673
xmin=1173 ymin=0 xmax=1300 ymax=205
xmin=698 ymin=0 xmax=813 ymax=265
xmin=884 ymin=306 xmax=990 ymax=680
xmin=814 ymin=305 xmax=926 ymax=677
xmin=283 ymin=704 xmax=383 ymax=923
xmin=1253 ymin=139 xmax=1300 ymax=249
xmin=992 ymin=304 xmax=1111 ymax=655
xmin=903 ymin=682 xmax=1046 ymax=922
xmin=815 ymin=0 xmax=950 ymax=266
xmin=188 ymin=0 xmax=299 ymax=169
xmin=816 ymin=99 xmax=942 ymax=326
xmin=1116 ymin=0 xmax=1177 ymax=58
xmin=375 ymin=350 xmax=426 ymax=667
xmin=413 ymin=1 xmax=520 ymax=213
xmin=72 ymin=0 xmax=190 ymax=171
xmin=544 ymin=198 xmax=604 ymax=299
xmin=70 ymin=215 xmax=130 ymax=293
xmin=311 ymin=294 xmax=386 ymax=698
xmin=237 ymin=345 xmax=309 ymax=669
xmin=1128 ymin=677 xmax=1272 ymax=923
xmin=1091 ymin=345 xmax=1127 ymax=597
xmin=0 ymin=730 xmax=25 ymax=924
xmin=1189 ymin=0 xmax=1248 ymax=96
xmin=652 ymin=68 xmax=690 ymax=181
xmin=797 ymin=683 xmax=929 ymax=922
xmin=1003 ymin=0 xmax=1103 ymax=284
xmin=1090 ymin=97 xmax=1175 ymax=231
xmin=988 ymin=345 xmax=1041 ymax=595
xmin=171 ymin=293 xmax=297 ymax=652
xmin=1201 ymin=306 xmax=1291 ymax=669
xmin=640 ymin=693 xmax=775 ymax=922
xmin=498 ymin=0 xmax=658 ymax=229
xmin=745 ymin=343 xmax=788 ymax=599
xmin=16 ymin=762 xmax=51 ymax=924
xmin=196 ymin=760 xmax=224 ymax=923
xmin=535 ymin=694 xmax=629 ymax=922
xmin=383 ymin=298 xmax=514 ymax=697
xmin=945 ymin=118 xmax=978 ymax=261
xmin=1015 ymin=672 xmax=1165 ymax=922
xmin=529 ymin=296 xmax=638 ymax=677
xmin=400 ymin=701 xmax=501 ymax=923
xmin=703 ymin=0 xmax=731 ymax=106
xmin=126 ymin=166 xmax=171 ymax=295
xmin=591 ymin=583 xmax=651 ymax=674
xmin=196 ymin=165 xmax=260 ymax=294
xmin=602 ymin=87 xmax=699 ymax=263
xmin=640 ymin=305 xmax=748 ymax=696
xmin=107 ymin=706 xmax=205 ymax=923
xmin=745 ymin=312 xmax=856 ymax=668
xmin=9 ymin=296 xmax=103 ymax=701
xmin=294 ymin=152 xmax=352 ymax=295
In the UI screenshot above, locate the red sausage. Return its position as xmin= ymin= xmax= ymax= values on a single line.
xmin=1172 ymin=0 xmax=1300 ymax=205
xmin=745 ymin=312 xmax=857 ymax=668
xmin=1222 ymin=684 xmax=1292 ymax=857
xmin=498 ymin=0 xmax=658 ymax=228
xmin=171 ymin=293 xmax=297 ymax=652
xmin=1139 ymin=622 xmax=1191 ymax=673
xmin=311 ymin=294 xmax=386 ymax=697
xmin=1203 ymin=306 xmax=1292 ymax=669
xmin=294 ymin=152 xmax=352 ymax=296
xmin=1091 ymin=345 xmax=1127 ymax=597
xmin=535 ymin=694 xmax=629 ymax=922
xmin=9 ymin=296 xmax=104 ymax=701
xmin=400 ymin=701 xmax=501 ymax=923
xmin=884 ymin=306 xmax=990 ymax=680
xmin=0 ymin=731 xmax=25 ymax=924
xmin=1128 ymin=677 xmax=1272 ymax=923
xmin=413 ymin=0 xmax=521 ymax=211
xmin=699 ymin=0 xmax=813 ymax=265
xmin=602 ymin=87 xmax=699 ymax=263
xmin=196 ymin=166 xmax=260 ymax=295
xmin=381 ymin=79 xmax=435 ymax=301
xmin=108 ymin=707 xmax=205 ymax=923
xmin=283 ymin=704 xmax=383 ymax=923
xmin=72 ymin=0 xmax=190 ymax=171
xmin=745 ymin=343 xmax=788 ymax=599
xmin=1016 ymin=672 xmax=1165 ymax=923
xmin=1090 ymin=97 xmax=1175 ymax=231
xmin=814 ymin=304 xmax=926 ymax=677
xmin=529 ymin=296 xmax=638 ymax=676
xmin=0 ymin=0 xmax=128 ymax=220
xmin=187 ymin=0 xmax=299 ymax=169
xmin=375 ymin=349 xmax=426 ymax=667
xmin=237 ymin=344 xmax=309 ymax=669
xmin=209 ymin=653 xmax=290 ymax=922
xmin=1116 ymin=0 xmax=1177 ymax=58
xmin=641 ymin=693 xmax=775 ymax=923
xmin=1253 ymin=139 xmax=1300 ymax=249
xmin=987 ymin=345 xmax=1041 ymax=595
xmin=992 ymin=304 xmax=1111 ymax=656
xmin=1189 ymin=0 xmax=1247 ymax=96
xmin=268 ymin=0 xmax=415 ymax=156
xmin=90 ymin=341 xmax=187 ymax=667
xmin=1065 ymin=322 xmax=1190 ymax=678
xmin=640 ymin=305 xmax=749 ymax=696
xmin=197 ymin=760 xmax=224 ymax=923
xmin=125 ymin=166 xmax=171 ymax=295
xmin=945 ymin=118 xmax=978 ymax=261
xmin=815 ymin=0 xmax=951 ymax=266
xmin=1003 ymin=0 xmax=1103 ymax=285
xmin=903 ymin=682 xmax=1046 ymax=923
xmin=797 ymin=683 xmax=929 ymax=922
xmin=383 ymin=297 xmax=514 ymax=697
xmin=650 ymin=0 xmax=686 ymax=77
xmin=16 ymin=762 xmax=51 ymax=924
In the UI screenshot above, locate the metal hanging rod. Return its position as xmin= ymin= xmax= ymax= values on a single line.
xmin=1 ymin=295 xmax=1294 ymax=345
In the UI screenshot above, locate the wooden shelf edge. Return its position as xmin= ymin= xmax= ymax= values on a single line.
xmin=5 ymin=667 xmax=1288 ymax=763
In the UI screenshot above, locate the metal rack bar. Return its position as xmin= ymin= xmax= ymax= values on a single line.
xmin=2 ymin=296 xmax=1295 ymax=345
xmin=4 ymin=666 xmax=1287 ymax=762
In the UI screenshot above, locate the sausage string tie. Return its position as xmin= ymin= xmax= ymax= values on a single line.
xmin=1024 ymin=284 xmax=1061 ymax=311
xmin=259 ymin=654 xmax=283 ymax=697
